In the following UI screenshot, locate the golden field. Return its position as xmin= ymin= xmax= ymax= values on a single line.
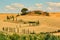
xmin=0 ymin=12 xmax=60 ymax=35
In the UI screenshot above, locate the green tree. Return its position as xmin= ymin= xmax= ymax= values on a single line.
xmin=21 ymin=8 xmax=28 ymax=15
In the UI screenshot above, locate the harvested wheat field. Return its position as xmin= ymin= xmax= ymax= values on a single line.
xmin=0 ymin=13 xmax=60 ymax=35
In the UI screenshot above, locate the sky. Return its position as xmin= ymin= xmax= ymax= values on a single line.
xmin=0 ymin=0 xmax=60 ymax=13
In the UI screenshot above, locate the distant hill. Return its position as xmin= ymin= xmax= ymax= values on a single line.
xmin=0 ymin=10 xmax=60 ymax=17
xmin=22 ymin=10 xmax=49 ymax=16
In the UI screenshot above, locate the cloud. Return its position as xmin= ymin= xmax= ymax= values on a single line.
xmin=11 ymin=3 xmax=24 ymax=8
xmin=5 ymin=3 xmax=43 ymax=11
xmin=47 ymin=2 xmax=60 ymax=7
xmin=35 ymin=3 xmax=42 ymax=9
xmin=47 ymin=2 xmax=60 ymax=11
xmin=27 ymin=7 xmax=36 ymax=11
xmin=5 ymin=3 xmax=25 ymax=10
xmin=28 ymin=7 xmax=33 ymax=11
xmin=35 ymin=3 xmax=42 ymax=7
xmin=5 ymin=5 xmax=16 ymax=10
xmin=47 ymin=7 xmax=52 ymax=10
xmin=46 ymin=7 xmax=53 ymax=12
xmin=34 ymin=3 xmax=43 ymax=10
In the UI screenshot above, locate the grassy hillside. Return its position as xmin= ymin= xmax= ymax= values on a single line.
xmin=0 ymin=13 xmax=60 ymax=35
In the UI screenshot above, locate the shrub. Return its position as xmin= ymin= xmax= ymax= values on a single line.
xmin=34 ymin=11 xmax=41 ymax=15
xmin=0 ymin=32 xmax=10 ymax=40
xmin=21 ymin=35 xmax=26 ymax=40
xmin=57 ymin=30 xmax=60 ymax=32
xmin=9 ymin=33 xmax=20 ymax=40
xmin=44 ymin=12 xmax=49 ymax=16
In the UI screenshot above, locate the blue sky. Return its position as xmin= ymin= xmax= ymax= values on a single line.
xmin=0 ymin=0 xmax=60 ymax=13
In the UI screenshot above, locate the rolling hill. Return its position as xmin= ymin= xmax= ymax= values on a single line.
xmin=0 ymin=12 xmax=60 ymax=35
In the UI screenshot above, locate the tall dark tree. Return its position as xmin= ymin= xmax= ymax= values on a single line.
xmin=21 ymin=8 xmax=28 ymax=15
